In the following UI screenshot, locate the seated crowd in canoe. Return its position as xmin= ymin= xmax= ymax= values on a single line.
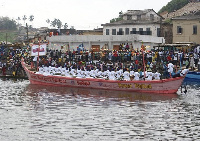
xmin=35 ymin=62 xmax=188 ymax=81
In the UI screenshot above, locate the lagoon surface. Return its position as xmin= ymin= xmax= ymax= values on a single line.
xmin=0 ymin=79 xmax=199 ymax=141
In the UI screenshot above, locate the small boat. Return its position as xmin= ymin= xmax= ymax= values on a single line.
xmin=21 ymin=60 xmax=187 ymax=94
xmin=185 ymin=71 xmax=200 ymax=82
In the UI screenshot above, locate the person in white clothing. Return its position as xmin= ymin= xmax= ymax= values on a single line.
xmin=108 ymin=71 xmax=116 ymax=80
xmin=43 ymin=67 xmax=50 ymax=76
xmin=90 ymin=69 xmax=95 ymax=78
xmin=61 ymin=68 xmax=66 ymax=76
xmin=49 ymin=67 xmax=54 ymax=75
xmin=154 ymin=72 xmax=161 ymax=80
xmin=180 ymin=69 xmax=189 ymax=76
xmin=134 ymin=72 xmax=140 ymax=80
xmin=115 ymin=70 xmax=122 ymax=80
xmin=168 ymin=62 xmax=174 ymax=77
xmin=146 ymin=72 xmax=153 ymax=80
xmin=76 ymin=69 xmax=82 ymax=78
xmin=70 ymin=69 xmax=76 ymax=77
xmin=123 ymin=71 xmax=130 ymax=81
xmin=36 ymin=67 xmax=43 ymax=74
xmin=65 ymin=69 xmax=72 ymax=77
xmin=130 ymin=70 xmax=134 ymax=77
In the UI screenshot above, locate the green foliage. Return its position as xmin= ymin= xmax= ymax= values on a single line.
xmin=0 ymin=17 xmax=17 ymax=30
xmin=0 ymin=31 xmax=18 ymax=43
xmin=29 ymin=15 xmax=34 ymax=22
xmin=63 ymin=23 xmax=68 ymax=29
xmin=110 ymin=17 xmax=123 ymax=23
xmin=164 ymin=18 xmax=172 ymax=24
xmin=50 ymin=18 xmax=62 ymax=28
xmin=158 ymin=0 xmax=189 ymax=14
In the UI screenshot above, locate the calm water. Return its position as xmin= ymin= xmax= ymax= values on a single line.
xmin=0 ymin=79 xmax=199 ymax=141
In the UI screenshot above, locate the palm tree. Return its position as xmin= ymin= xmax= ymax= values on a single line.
xmin=22 ymin=15 xmax=27 ymax=26
xmin=50 ymin=18 xmax=57 ymax=27
xmin=56 ymin=19 xmax=62 ymax=28
xmin=29 ymin=15 xmax=34 ymax=27
xmin=46 ymin=19 xmax=50 ymax=27
xmin=64 ymin=23 xmax=68 ymax=29
xmin=50 ymin=18 xmax=62 ymax=28
xmin=16 ymin=17 xmax=21 ymax=26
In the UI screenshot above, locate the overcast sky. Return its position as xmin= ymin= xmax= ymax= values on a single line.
xmin=0 ymin=0 xmax=172 ymax=30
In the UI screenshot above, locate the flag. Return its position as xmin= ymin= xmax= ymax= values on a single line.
xmin=57 ymin=28 xmax=60 ymax=34
xmin=77 ymin=43 xmax=84 ymax=52
xmin=141 ymin=44 xmax=146 ymax=51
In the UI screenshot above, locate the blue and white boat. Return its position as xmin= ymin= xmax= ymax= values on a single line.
xmin=184 ymin=71 xmax=200 ymax=83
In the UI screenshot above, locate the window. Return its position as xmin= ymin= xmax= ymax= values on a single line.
xmin=157 ymin=28 xmax=161 ymax=37
xmin=130 ymin=28 xmax=136 ymax=34
xmin=150 ymin=14 xmax=154 ymax=21
xmin=177 ymin=26 xmax=182 ymax=34
xmin=146 ymin=28 xmax=151 ymax=35
xmin=127 ymin=15 xmax=132 ymax=20
xmin=106 ymin=29 xmax=109 ymax=35
xmin=139 ymin=28 xmax=143 ymax=35
xmin=137 ymin=15 xmax=141 ymax=20
xmin=164 ymin=31 xmax=168 ymax=37
xmin=125 ymin=28 xmax=129 ymax=35
xmin=112 ymin=29 xmax=116 ymax=35
xmin=118 ymin=28 xmax=123 ymax=35
xmin=193 ymin=25 xmax=197 ymax=34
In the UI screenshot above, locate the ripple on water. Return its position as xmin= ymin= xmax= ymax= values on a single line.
xmin=0 ymin=79 xmax=200 ymax=140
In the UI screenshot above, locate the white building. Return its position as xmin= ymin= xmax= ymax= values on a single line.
xmin=47 ymin=9 xmax=165 ymax=51
xmin=102 ymin=9 xmax=162 ymax=37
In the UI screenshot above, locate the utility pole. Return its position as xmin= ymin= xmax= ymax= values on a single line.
xmin=5 ymin=33 xmax=7 ymax=47
xmin=26 ymin=23 xmax=28 ymax=41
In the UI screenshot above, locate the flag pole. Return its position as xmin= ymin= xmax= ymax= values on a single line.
xmin=141 ymin=42 xmax=146 ymax=80
xmin=37 ymin=39 xmax=40 ymax=71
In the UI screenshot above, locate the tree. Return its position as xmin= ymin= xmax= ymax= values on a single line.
xmin=158 ymin=0 xmax=189 ymax=14
xmin=0 ymin=17 xmax=17 ymax=30
xmin=22 ymin=15 xmax=27 ymax=25
xmin=50 ymin=18 xmax=57 ymax=27
xmin=50 ymin=18 xmax=62 ymax=28
xmin=110 ymin=11 xmax=123 ymax=23
xmin=63 ymin=23 xmax=68 ymax=29
xmin=16 ymin=17 xmax=21 ymax=26
xmin=46 ymin=19 xmax=50 ymax=24
xmin=56 ymin=19 xmax=62 ymax=28
xmin=29 ymin=15 xmax=34 ymax=26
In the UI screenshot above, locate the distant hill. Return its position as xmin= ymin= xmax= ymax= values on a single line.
xmin=160 ymin=2 xmax=200 ymax=20
xmin=158 ymin=0 xmax=190 ymax=14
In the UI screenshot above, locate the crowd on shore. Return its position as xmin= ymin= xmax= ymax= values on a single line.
xmin=0 ymin=42 xmax=200 ymax=80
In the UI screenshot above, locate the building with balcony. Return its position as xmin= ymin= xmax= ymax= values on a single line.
xmin=102 ymin=9 xmax=162 ymax=37
xmin=47 ymin=9 xmax=165 ymax=51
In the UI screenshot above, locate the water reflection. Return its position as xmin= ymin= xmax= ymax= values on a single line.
xmin=0 ymin=79 xmax=200 ymax=141
xmin=25 ymin=84 xmax=178 ymax=101
xmin=21 ymin=84 xmax=179 ymax=111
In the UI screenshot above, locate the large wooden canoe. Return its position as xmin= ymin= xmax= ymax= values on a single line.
xmin=22 ymin=60 xmax=186 ymax=94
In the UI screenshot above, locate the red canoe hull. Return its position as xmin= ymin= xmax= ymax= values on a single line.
xmin=22 ymin=61 xmax=185 ymax=94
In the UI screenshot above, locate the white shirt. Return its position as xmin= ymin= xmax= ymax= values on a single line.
xmin=154 ymin=72 xmax=161 ymax=80
xmin=109 ymin=71 xmax=116 ymax=80
xmin=168 ymin=63 xmax=174 ymax=73
xmin=123 ymin=71 xmax=130 ymax=81
xmin=33 ymin=56 xmax=38 ymax=62
xmin=134 ymin=72 xmax=140 ymax=80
